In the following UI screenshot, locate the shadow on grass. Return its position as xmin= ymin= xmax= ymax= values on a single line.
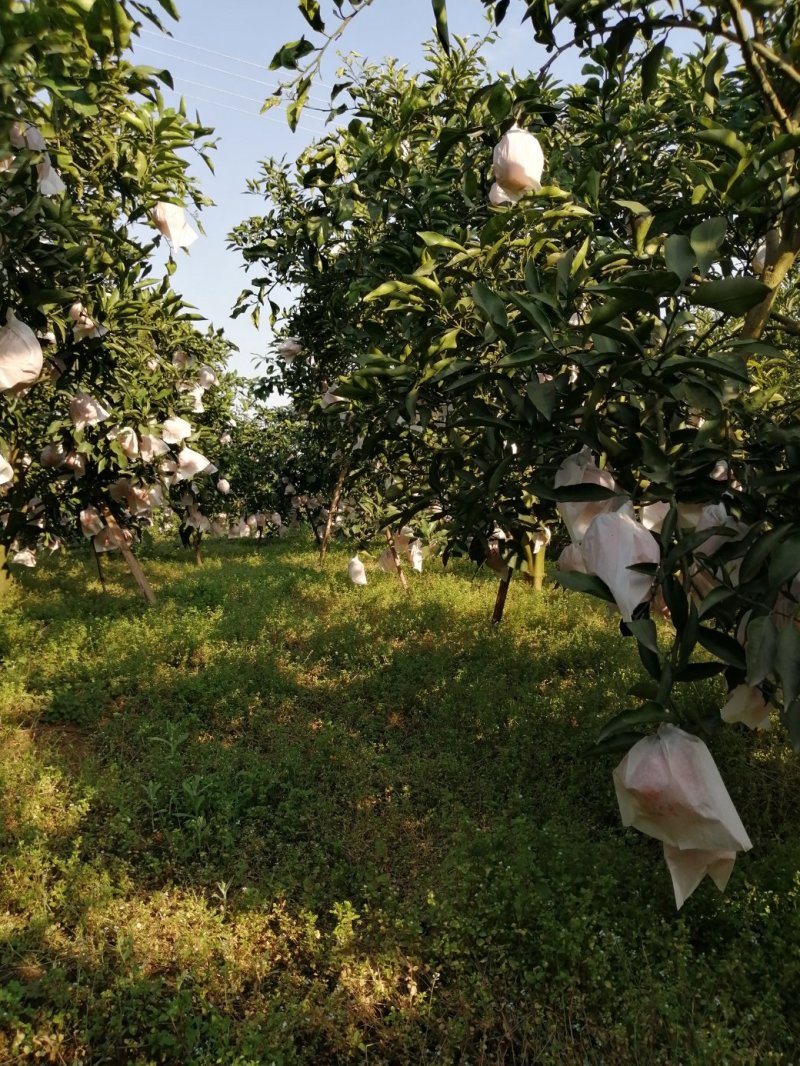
xmin=2 ymin=536 xmax=800 ymax=1064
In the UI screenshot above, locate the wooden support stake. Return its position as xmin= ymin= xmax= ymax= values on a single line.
xmin=102 ymin=507 xmax=156 ymax=606
xmin=492 ymin=567 xmax=512 ymax=625
xmin=384 ymin=528 xmax=409 ymax=594
xmin=532 ymin=546 xmax=546 ymax=592
xmin=92 ymin=541 xmax=107 ymax=592
xmin=319 ymin=455 xmax=350 ymax=560
xmin=306 ymin=507 xmax=322 ymax=547
xmin=0 ymin=544 xmax=12 ymax=600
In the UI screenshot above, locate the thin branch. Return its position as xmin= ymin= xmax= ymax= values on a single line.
xmin=724 ymin=0 xmax=795 ymax=134
xmin=769 ymin=310 xmax=800 ymax=336
xmin=654 ymin=15 xmax=800 ymax=89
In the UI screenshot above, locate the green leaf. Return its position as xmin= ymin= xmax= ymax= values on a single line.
xmin=488 ymin=81 xmax=513 ymax=123
xmin=768 ymin=537 xmax=800 ymax=589
xmin=588 ymin=731 xmax=649 ymax=756
xmin=620 ymin=270 xmax=681 ymax=296
xmin=364 ymin=280 xmax=417 ymax=302
xmin=556 ymin=570 xmax=616 ymax=605
xmin=628 ymin=619 xmax=659 ymax=654
xmin=269 ymin=38 xmax=316 ymax=71
xmin=613 ymin=198 xmax=651 ymax=215
xmin=417 ymin=231 xmax=466 ymax=253
xmin=641 ymin=40 xmax=666 ymax=102
xmin=471 ymin=282 xmax=508 ymax=330
xmin=695 ymin=127 xmax=748 ymax=158
xmin=526 ymin=377 xmax=556 ymax=420
xmin=746 ymin=616 xmax=777 ymax=688
xmin=287 ymin=78 xmax=311 ymax=132
xmin=776 ymin=624 xmax=800 ymax=710
xmin=298 ymin=0 xmax=325 ymax=31
xmin=697 ymin=626 xmax=746 ymax=670
xmin=697 ymin=584 xmax=737 ymax=618
xmin=690 ymin=217 xmax=727 ymax=276
xmin=759 ymin=131 xmax=800 ymax=164
xmin=507 ymin=292 xmax=553 ymax=341
xmin=691 ymin=277 xmax=770 ymax=315
xmin=664 ymin=235 xmax=695 ymax=286
xmin=739 ymin=524 xmax=792 ymax=584
xmin=431 ymin=0 xmax=450 ymax=55
xmin=675 ymin=661 xmax=726 ymax=681
xmin=553 ymin=484 xmax=621 ymax=503
xmin=597 ymin=702 xmax=673 ymax=744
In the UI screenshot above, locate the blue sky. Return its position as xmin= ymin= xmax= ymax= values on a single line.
xmin=131 ymin=1 xmax=583 ymax=378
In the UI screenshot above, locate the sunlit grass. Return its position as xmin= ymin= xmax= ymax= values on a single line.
xmin=1 ymin=535 xmax=798 ymax=1064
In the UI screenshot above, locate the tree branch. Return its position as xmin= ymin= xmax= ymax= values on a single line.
xmin=724 ymin=0 xmax=795 ymax=134
xmin=769 ymin=310 xmax=800 ymax=336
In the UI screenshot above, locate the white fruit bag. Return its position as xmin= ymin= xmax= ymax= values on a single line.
xmin=614 ymin=724 xmax=752 ymax=907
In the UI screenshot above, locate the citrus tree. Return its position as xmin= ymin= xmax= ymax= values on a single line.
xmin=231 ymin=42 xmax=553 ymax=573
xmin=248 ymin=0 xmax=800 ymax=901
xmin=0 ymin=0 xmax=218 ymax=596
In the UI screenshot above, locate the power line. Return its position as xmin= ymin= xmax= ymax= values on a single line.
xmin=179 ymin=91 xmax=323 ymax=137
xmin=180 ymin=93 xmax=261 ymax=119
xmin=178 ymin=77 xmax=328 ymax=124
xmin=140 ymin=27 xmax=334 ymax=90
xmin=137 ymin=41 xmax=333 ymax=106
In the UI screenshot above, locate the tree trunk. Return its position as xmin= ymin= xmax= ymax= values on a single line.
xmin=92 ymin=542 xmax=107 ymax=592
xmin=492 ymin=567 xmax=512 ymax=625
xmin=319 ymin=456 xmax=350 ymax=560
xmin=384 ymin=528 xmax=409 ymax=593
xmin=742 ymin=224 xmax=800 ymax=340
xmin=102 ymin=507 xmax=156 ymax=605
xmin=193 ymin=531 xmax=203 ymax=566
xmin=0 ymin=544 xmax=12 ymax=600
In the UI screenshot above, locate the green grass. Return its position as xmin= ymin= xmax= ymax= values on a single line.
xmin=1 ymin=535 xmax=799 ymax=1064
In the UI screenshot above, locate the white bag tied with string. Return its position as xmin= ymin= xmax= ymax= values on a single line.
xmin=0 ymin=311 xmax=43 ymax=393
xmin=161 ymin=417 xmax=192 ymax=445
xmin=69 ymin=392 xmax=110 ymax=430
xmin=79 ymin=506 xmax=104 ymax=538
xmin=276 ymin=337 xmax=302 ymax=362
xmin=111 ymin=427 xmax=139 ymax=459
xmin=721 ymin=685 xmax=771 ymax=731
xmin=151 ymin=202 xmax=199 ymax=250
xmin=492 ymin=125 xmax=544 ymax=195
xmin=489 ymin=181 xmax=523 ymax=206
xmin=175 ymin=447 xmax=213 ymax=481
xmin=409 ymin=541 xmax=424 ymax=573
xmin=581 ymin=510 xmax=660 ymax=621
xmin=139 ymin=434 xmax=169 ymax=462
xmin=94 ymin=526 xmax=132 ymax=554
xmin=10 ymin=547 xmax=36 ymax=567
xmin=614 ymin=724 xmax=752 ymax=908
xmin=378 ymin=547 xmax=398 ymax=574
xmin=348 ymin=555 xmax=367 ymax=586
xmin=555 ymin=447 xmax=621 ymax=546
xmin=36 ymin=153 xmax=66 ymax=197
xmin=69 ymin=302 xmax=107 ymax=341
xmin=557 ymin=542 xmax=588 ymax=574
